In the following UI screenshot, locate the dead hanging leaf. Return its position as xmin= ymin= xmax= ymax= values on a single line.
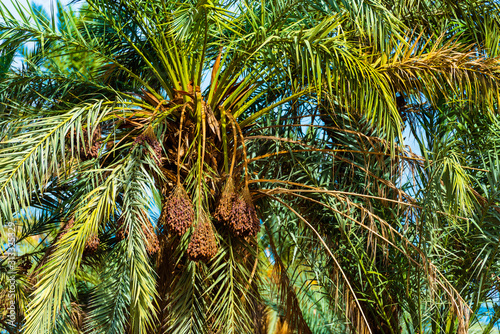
xmin=211 ymin=46 xmax=223 ymax=89
xmin=173 ymin=89 xmax=193 ymax=98
xmin=138 ymin=88 xmax=170 ymax=112
xmin=160 ymin=167 xmax=177 ymax=184
xmin=186 ymin=80 xmax=194 ymax=94
xmin=180 ymin=132 xmax=188 ymax=154
xmin=172 ymin=81 xmax=194 ymax=104
xmin=141 ymin=88 xmax=160 ymax=105
xmin=205 ymin=104 xmax=220 ymax=140
xmin=177 ymin=143 xmax=185 ymax=158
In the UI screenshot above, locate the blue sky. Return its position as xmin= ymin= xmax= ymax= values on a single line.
xmin=3 ymin=0 xmax=77 ymax=15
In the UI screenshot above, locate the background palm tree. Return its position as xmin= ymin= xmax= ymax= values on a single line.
xmin=1 ymin=0 xmax=500 ymax=333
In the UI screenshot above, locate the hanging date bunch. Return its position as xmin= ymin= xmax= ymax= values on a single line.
xmin=116 ymin=216 xmax=127 ymax=241
xmin=161 ymin=185 xmax=195 ymax=236
xmin=142 ymin=219 xmax=160 ymax=255
xmin=226 ymin=187 xmax=260 ymax=238
xmin=58 ymin=218 xmax=74 ymax=240
xmin=214 ymin=119 xmax=260 ymax=238
xmin=215 ymin=180 xmax=261 ymax=238
xmin=115 ymin=214 xmax=159 ymax=255
xmin=79 ymin=125 xmax=102 ymax=160
xmin=83 ymin=233 xmax=100 ymax=256
xmin=214 ymin=177 xmax=235 ymax=222
xmin=134 ymin=126 xmax=162 ymax=166
xmin=19 ymin=256 xmax=32 ymax=272
xmin=187 ymin=212 xmax=218 ymax=263
xmin=139 ymin=76 xmax=261 ymax=263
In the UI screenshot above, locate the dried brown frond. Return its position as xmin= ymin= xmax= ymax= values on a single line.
xmin=68 ymin=302 xmax=85 ymax=330
xmin=265 ymin=225 xmax=312 ymax=334
xmin=253 ymin=301 xmax=269 ymax=334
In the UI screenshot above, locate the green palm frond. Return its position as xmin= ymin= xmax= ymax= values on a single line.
xmin=23 ymin=164 xmax=120 ymax=334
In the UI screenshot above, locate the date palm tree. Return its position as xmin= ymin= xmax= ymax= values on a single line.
xmin=1 ymin=0 xmax=500 ymax=333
